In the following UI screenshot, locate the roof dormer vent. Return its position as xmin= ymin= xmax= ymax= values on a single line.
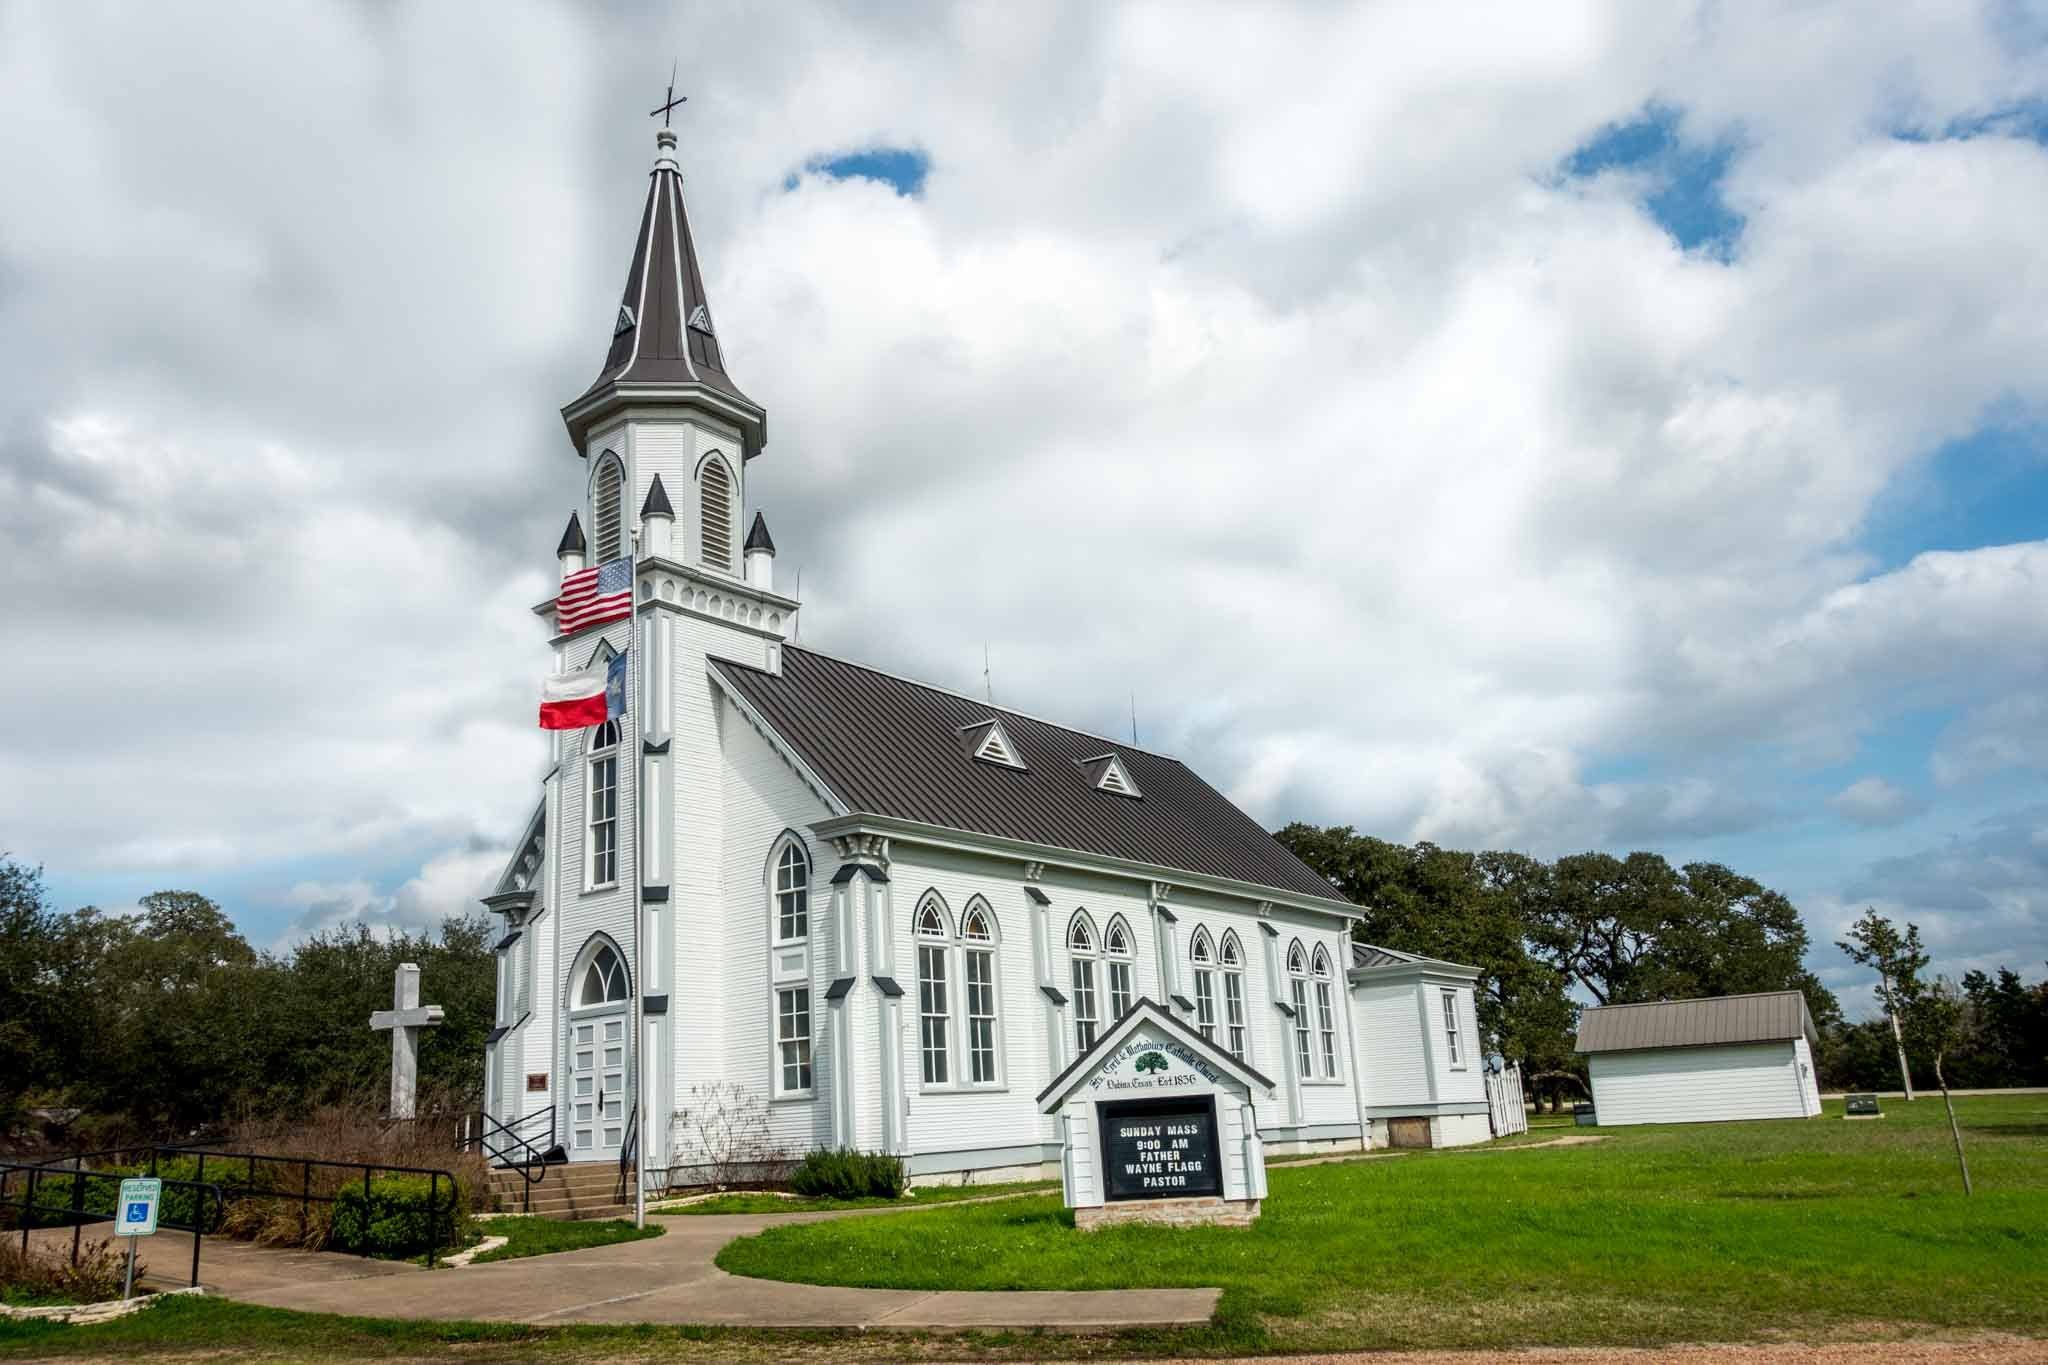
xmin=959 ymin=718 xmax=1026 ymax=770
xmin=1080 ymin=752 xmax=1142 ymax=799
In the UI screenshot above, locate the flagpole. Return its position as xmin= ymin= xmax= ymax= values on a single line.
xmin=629 ymin=530 xmax=646 ymax=1231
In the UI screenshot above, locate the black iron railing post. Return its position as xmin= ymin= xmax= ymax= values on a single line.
xmin=21 ymin=1167 xmax=35 ymax=1253
xmin=300 ymin=1162 xmax=311 ymax=1242
xmin=69 ymin=1166 xmax=84 ymax=1265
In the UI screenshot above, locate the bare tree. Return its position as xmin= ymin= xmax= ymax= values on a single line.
xmin=669 ymin=1082 xmax=784 ymax=1190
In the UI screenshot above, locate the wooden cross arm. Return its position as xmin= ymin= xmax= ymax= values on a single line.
xmin=369 ymin=1006 xmax=446 ymax=1030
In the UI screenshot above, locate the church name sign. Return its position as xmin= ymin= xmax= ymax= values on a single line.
xmin=1039 ymin=1001 xmax=1270 ymax=1229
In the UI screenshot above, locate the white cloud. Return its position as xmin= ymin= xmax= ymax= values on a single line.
xmin=0 ymin=1 xmax=2044 ymax=975
xmin=1830 ymin=777 xmax=1923 ymax=830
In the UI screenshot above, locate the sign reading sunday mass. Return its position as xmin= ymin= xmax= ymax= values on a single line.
xmin=1038 ymin=998 xmax=1273 ymax=1228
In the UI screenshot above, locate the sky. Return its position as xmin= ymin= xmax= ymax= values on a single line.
xmin=2 ymin=1 xmax=2045 ymax=1019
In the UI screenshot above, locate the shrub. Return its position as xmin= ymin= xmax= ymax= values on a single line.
xmin=0 ymin=1239 xmax=131 ymax=1306
xmin=787 ymin=1148 xmax=905 ymax=1201
xmin=328 ymin=1175 xmax=471 ymax=1259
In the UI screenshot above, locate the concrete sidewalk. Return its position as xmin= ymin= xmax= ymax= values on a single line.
xmin=183 ymin=1206 xmax=1217 ymax=1331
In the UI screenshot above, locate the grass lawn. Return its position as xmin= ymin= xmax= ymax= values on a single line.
xmin=716 ymin=1093 xmax=2048 ymax=1354
xmin=468 ymin=1215 xmax=663 ymax=1263
xmin=653 ymin=1178 xmax=1056 ymax=1216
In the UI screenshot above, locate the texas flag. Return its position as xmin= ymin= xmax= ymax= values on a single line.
xmin=539 ymin=651 xmax=628 ymax=730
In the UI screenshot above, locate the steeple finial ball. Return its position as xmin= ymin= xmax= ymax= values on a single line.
xmin=654 ymin=127 xmax=679 ymax=173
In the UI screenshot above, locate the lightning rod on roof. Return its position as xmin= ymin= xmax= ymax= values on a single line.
xmin=1131 ymin=691 xmax=1138 ymax=746
xmin=983 ymin=644 xmax=992 ymax=703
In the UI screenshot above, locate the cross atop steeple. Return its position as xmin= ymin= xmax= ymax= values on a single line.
xmin=650 ymin=64 xmax=687 ymax=128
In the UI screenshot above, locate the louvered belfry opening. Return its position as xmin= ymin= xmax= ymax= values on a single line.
xmin=700 ymin=457 xmax=734 ymax=571
xmin=593 ymin=457 xmax=624 ymax=561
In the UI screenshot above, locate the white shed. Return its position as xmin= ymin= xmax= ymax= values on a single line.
xmin=1577 ymin=991 xmax=1823 ymax=1127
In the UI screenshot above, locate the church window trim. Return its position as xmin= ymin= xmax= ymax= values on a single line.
xmin=1068 ymin=911 xmax=1101 ymax=1054
xmin=1442 ymin=988 xmax=1464 ymax=1070
xmin=914 ymin=893 xmax=955 ymax=1088
xmin=590 ymin=451 xmax=626 ymax=563
xmin=960 ymin=898 xmax=1004 ymax=1088
xmin=1189 ymin=927 xmax=1218 ymax=1043
xmin=768 ymin=833 xmax=810 ymax=944
xmin=1286 ymin=940 xmax=1315 ymax=1082
xmin=1312 ymin=945 xmax=1341 ymax=1079
xmin=775 ymin=985 xmax=813 ymax=1097
xmin=696 ymin=451 xmax=738 ymax=575
xmin=1219 ymin=930 xmax=1249 ymax=1061
xmin=585 ymin=718 xmax=622 ymax=891
xmin=1102 ymin=914 xmax=1134 ymax=1023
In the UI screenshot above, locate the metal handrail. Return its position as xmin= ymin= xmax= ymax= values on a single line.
xmin=474 ymin=1106 xmax=556 ymax=1212
xmin=616 ymin=1101 xmax=638 ymax=1204
xmin=1 ymin=1159 xmax=226 ymax=1289
xmin=23 ymin=1144 xmax=465 ymax=1268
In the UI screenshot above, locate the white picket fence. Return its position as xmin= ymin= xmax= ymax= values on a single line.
xmin=1485 ymin=1064 xmax=1529 ymax=1137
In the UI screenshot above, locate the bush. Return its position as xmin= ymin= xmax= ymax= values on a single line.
xmin=787 ymin=1148 xmax=905 ymax=1201
xmin=328 ymin=1175 xmax=470 ymax=1259
xmin=0 ymin=1239 xmax=131 ymax=1306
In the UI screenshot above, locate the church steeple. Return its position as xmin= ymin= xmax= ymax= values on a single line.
xmin=561 ymin=127 xmax=766 ymax=458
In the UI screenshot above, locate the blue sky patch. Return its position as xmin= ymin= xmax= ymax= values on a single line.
xmin=788 ymin=146 xmax=930 ymax=197
xmin=1859 ymin=416 xmax=2048 ymax=572
xmin=1564 ymin=105 xmax=1743 ymax=254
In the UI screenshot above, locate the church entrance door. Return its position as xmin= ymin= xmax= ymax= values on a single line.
xmin=567 ymin=1009 xmax=629 ymax=1162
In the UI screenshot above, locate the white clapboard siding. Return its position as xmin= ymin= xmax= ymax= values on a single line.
xmin=1588 ymin=1041 xmax=1814 ymax=1126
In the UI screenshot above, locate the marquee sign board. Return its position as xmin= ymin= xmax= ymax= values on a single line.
xmin=1100 ymin=1095 xmax=1222 ymax=1201
xmin=1038 ymin=999 xmax=1274 ymax=1229
xmin=1845 ymin=1092 xmax=1883 ymax=1118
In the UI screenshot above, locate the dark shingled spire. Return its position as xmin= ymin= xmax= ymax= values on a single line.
xmin=641 ymin=473 xmax=674 ymax=519
xmin=564 ymin=128 xmax=765 ymax=457
xmin=556 ymin=512 xmax=586 ymax=556
xmin=744 ymin=510 xmax=776 ymax=555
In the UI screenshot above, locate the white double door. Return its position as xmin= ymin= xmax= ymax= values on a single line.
xmin=567 ymin=1007 xmax=630 ymax=1161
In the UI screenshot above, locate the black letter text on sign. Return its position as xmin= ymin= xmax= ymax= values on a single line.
xmin=1098 ymin=1096 xmax=1221 ymax=1201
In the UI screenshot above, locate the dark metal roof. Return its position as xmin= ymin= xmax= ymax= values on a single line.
xmin=1352 ymin=942 xmax=1423 ymax=969
xmin=571 ymin=132 xmax=758 ymax=429
xmin=744 ymin=511 xmax=776 ymax=554
xmin=1575 ymin=990 xmax=1818 ymax=1054
xmin=556 ymin=513 xmax=586 ymax=556
xmin=714 ymin=646 xmax=1350 ymax=906
xmin=641 ymin=473 xmax=674 ymax=519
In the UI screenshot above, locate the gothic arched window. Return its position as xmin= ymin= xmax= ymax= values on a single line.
xmin=1189 ymin=928 xmax=1218 ymax=1042
xmin=577 ymin=942 xmax=628 ymax=1007
xmin=771 ymin=838 xmax=809 ymax=943
xmin=1219 ymin=930 xmax=1248 ymax=1060
xmin=1286 ymin=940 xmax=1313 ymax=1079
xmin=699 ymin=453 xmax=736 ymax=573
xmin=1312 ymin=945 xmax=1339 ymax=1078
xmin=586 ymin=719 xmax=620 ymax=887
xmin=590 ymin=452 xmax=625 ymax=562
xmin=1100 ymin=915 xmax=1134 ymax=1021
xmin=1066 ymin=912 xmax=1101 ymax=1052
xmin=961 ymin=899 xmax=1001 ymax=1086
xmin=915 ymin=894 xmax=953 ymax=1085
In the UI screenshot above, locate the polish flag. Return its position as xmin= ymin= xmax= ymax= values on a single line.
xmin=539 ymin=652 xmax=627 ymax=730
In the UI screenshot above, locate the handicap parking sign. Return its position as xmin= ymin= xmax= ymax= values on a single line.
xmin=113 ymin=1178 xmax=161 ymax=1237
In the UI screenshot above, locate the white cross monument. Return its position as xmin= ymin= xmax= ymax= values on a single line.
xmin=368 ymin=962 xmax=445 ymax=1121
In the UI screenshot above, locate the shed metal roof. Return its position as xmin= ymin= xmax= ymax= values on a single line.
xmin=712 ymin=646 xmax=1350 ymax=906
xmin=1575 ymin=990 xmax=1818 ymax=1054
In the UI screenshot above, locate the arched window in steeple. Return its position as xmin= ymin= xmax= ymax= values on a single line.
xmin=590 ymin=452 xmax=626 ymax=562
xmin=698 ymin=453 xmax=736 ymax=573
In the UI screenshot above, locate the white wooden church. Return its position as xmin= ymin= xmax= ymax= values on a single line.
xmin=480 ymin=127 xmax=1494 ymax=1187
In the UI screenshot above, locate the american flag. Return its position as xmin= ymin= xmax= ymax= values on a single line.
xmin=556 ymin=557 xmax=633 ymax=634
